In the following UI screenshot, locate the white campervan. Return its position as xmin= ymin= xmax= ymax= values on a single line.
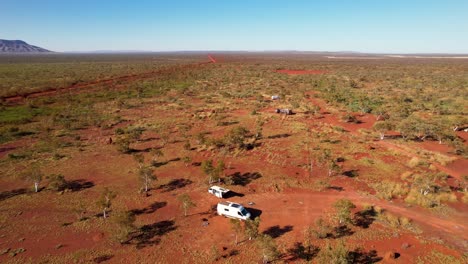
xmin=208 ymin=186 xmax=230 ymax=198
xmin=217 ymin=201 xmax=251 ymax=220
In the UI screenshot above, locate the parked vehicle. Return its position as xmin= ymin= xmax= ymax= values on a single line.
xmin=208 ymin=186 xmax=230 ymax=198
xmin=217 ymin=201 xmax=251 ymax=220
xmin=275 ymin=108 xmax=293 ymax=115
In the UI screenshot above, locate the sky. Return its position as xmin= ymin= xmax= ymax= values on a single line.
xmin=1 ymin=0 xmax=468 ymax=53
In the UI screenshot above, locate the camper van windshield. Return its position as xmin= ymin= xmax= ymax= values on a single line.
xmin=240 ymin=208 xmax=248 ymax=216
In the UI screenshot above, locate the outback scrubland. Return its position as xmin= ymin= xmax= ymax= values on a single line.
xmin=0 ymin=53 xmax=467 ymax=263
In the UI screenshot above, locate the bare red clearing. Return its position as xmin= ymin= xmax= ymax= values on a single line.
xmin=275 ymin=69 xmax=327 ymax=75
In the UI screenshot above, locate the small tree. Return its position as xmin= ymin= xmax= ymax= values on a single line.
xmin=258 ymin=234 xmax=280 ymax=264
xmin=201 ymin=159 xmax=221 ymax=184
xmin=224 ymin=126 xmax=250 ymax=149
xmin=182 ymin=156 xmax=192 ymax=167
xmin=334 ymin=199 xmax=356 ymax=225
xmin=133 ymin=153 xmax=144 ymax=168
xmin=150 ymin=148 xmax=164 ymax=166
xmin=373 ymin=121 xmax=395 ymax=140
xmin=178 ymin=193 xmax=196 ymax=216
xmin=312 ymin=217 xmax=331 ymax=239
xmin=97 ymin=187 xmax=116 ymax=218
xmin=201 ymin=159 xmax=214 ymax=182
xmin=303 ymin=226 xmax=316 ymax=261
xmin=47 ymin=174 xmax=67 ymax=191
xmin=316 ymin=240 xmax=349 ymax=264
xmin=210 ymin=245 xmax=221 ymax=262
xmin=21 ymin=165 xmax=43 ymax=192
xmin=138 ymin=165 xmax=157 ymax=195
xmin=112 ymin=210 xmax=136 ymax=244
xmin=115 ymin=136 xmax=131 ymax=153
xmin=328 ymin=160 xmax=341 ymax=177
xmin=230 ymin=218 xmax=242 ymax=245
xmin=245 ymin=217 xmax=261 ymax=240
xmin=216 ymin=160 xmax=225 ymax=178
xmin=72 ymin=200 xmax=88 ymax=221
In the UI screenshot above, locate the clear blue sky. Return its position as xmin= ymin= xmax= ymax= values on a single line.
xmin=1 ymin=0 xmax=467 ymax=53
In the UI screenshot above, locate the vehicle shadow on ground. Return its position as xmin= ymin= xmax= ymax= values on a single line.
xmin=246 ymin=207 xmax=262 ymax=218
xmin=223 ymin=191 xmax=245 ymax=198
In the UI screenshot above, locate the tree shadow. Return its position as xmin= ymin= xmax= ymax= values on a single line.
xmin=217 ymin=121 xmax=239 ymax=126
xmin=226 ymin=172 xmax=262 ymax=186
xmin=93 ymin=254 xmax=114 ymax=263
xmin=223 ymin=190 xmax=245 ymax=198
xmin=343 ymin=170 xmax=359 ymax=178
xmin=130 ymin=201 xmax=167 ymax=215
xmin=327 ymin=186 xmax=344 ymax=191
xmin=0 ymin=188 xmax=27 ymax=202
xmin=348 ymin=248 xmax=383 ymax=263
xmin=132 ymin=220 xmax=177 ymax=249
xmin=67 ymin=179 xmax=94 ymax=192
xmin=222 ymin=249 xmax=239 ymax=259
xmin=267 ymin=133 xmax=291 ymax=139
xmin=263 ymin=225 xmax=293 ymax=238
xmin=158 ymin=178 xmax=193 ymax=192
xmin=332 ymin=225 xmax=354 ymax=238
xmin=354 ymin=207 xmax=377 ymax=229
xmin=152 ymin=157 xmax=181 ymax=168
xmin=287 ymin=242 xmax=320 ymax=261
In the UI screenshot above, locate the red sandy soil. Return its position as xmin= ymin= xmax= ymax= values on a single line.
xmin=0 ymin=139 xmax=35 ymax=159
xmin=2 ymin=59 xmax=214 ymax=105
xmin=275 ymin=69 xmax=328 ymax=75
xmin=1 ymin=71 xmax=467 ymax=262
xmin=305 ymin=91 xmax=467 ymax=181
xmin=456 ymin=131 xmax=468 ymax=142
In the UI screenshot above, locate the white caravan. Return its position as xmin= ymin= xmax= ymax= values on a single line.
xmin=217 ymin=201 xmax=251 ymax=220
xmin=208 ymin=186 xmax=230 ymax=198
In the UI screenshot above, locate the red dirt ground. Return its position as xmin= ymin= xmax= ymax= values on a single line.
xmin=2 ymin=58 xmax=215 ymax=105
xmin=1 ymin=63 xmax=467 ymax=262
xmin=275 ymin=69 xmax=328 ymax=75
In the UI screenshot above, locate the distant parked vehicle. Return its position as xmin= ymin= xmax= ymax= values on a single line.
xmin=275 ymin=108 xmax=293 ymax=115
xmin=217 ymin=201 xmax=251 ymax=220
xmin=271 ymin=95 xmax=280 ymax=100
xmin=208 ymin=186 xmax=230 ymax=198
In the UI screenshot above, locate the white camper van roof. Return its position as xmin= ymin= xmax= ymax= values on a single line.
xmin=210 ymin=186 xmax=230 ymax=193
xmin=219 ymin=201 xmax=242 ymax=207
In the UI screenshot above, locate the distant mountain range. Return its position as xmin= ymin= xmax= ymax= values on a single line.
xmin=0 ymin=39 xmax=51 ymax=53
